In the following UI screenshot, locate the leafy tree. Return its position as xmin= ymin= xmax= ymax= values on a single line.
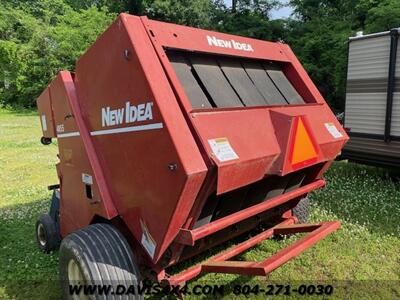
xmin=215 ymin=10 xmax=285 ymax=40
xmin=0 ymin=1 xmax=115 ymax=107
xmin=286 ymin=0 xmax=400 ymax=111
xmin=65 ymin=0 xmax=144 ymax=14
xmin=213 ymin=0 xmax=283 ymax=41
xmin=287 ymin=0 xmax=362 ymax=111
xmin=231 ymin=0 xmax=281 ymax=15
xmin=2 ymin=0 xmax=400 ymax=110
xmin=286 ymin=19 xmax=351 ymax=111
xmin=364 ymin=0 xmax=400 ymax=33
xmin=143 ymin=0 xmax=216 ymax=28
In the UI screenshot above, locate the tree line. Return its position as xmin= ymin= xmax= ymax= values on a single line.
xmin=1 ymin=0 xmax=400 ymax=111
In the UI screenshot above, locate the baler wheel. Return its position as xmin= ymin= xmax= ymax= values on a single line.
xmin=36 ymin=213 xmax=60 ymax=253
xmin=292 ymin=197 xmax=310 ymax=223
xmin=40 ymin=136 xmax=52 ymax=145
xmin=59 ymin=223 xmax=143 ymax=300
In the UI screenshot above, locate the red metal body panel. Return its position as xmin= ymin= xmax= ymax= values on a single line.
xmin=142 ymin=16 xmax=347 ymax=193
xmin=73 ymin=15 xmax=207 ymax=262
xmin=190 ymin=109 xmax=281 ymax=194
xmin=48 ymin=73 xmax=112 ymax=236
xmin=144 ymin=19 xmax=290 ymax=62
xmin=36 ymin=13 xmax=348 ymax=281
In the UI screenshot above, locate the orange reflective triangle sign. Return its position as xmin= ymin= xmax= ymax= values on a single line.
xmin=291 ymin=118 xmax=317 ymax=166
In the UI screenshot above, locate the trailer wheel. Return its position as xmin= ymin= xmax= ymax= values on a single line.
xmin=292 ymin=197 xmax=310 ymax=223
xmin=59 ymin=223 xmax=143 ymax=300
xmin=36 ymin=213 xmax=60 ymax=253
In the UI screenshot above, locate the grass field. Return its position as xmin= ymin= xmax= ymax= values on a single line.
xmin=0 ymin=108 xmax=399 ymax=299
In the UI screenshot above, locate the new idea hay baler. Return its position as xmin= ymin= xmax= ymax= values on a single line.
xmin=35 ymin=13 xmax=348 ymax=299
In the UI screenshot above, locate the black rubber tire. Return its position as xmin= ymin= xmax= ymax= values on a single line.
xmin=292 ymin=197 xmax=310 ymax=224
xmin=59 ymin=223 xmax=143 ymax=300
xmin=40 ymin=136 xmax=52 ymax=145
xmin=36 ymin=213 xmax=60 ymax=253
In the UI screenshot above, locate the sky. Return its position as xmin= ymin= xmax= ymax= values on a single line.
xmin=223 ymin=0 xmax=293 ymax=20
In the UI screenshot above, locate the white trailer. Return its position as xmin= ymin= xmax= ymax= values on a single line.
xmin=343 ymin=29 xmax=400 ymax=168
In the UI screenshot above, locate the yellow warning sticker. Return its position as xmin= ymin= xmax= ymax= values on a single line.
xmin=208 ymin=137 xmax=239 ymax=162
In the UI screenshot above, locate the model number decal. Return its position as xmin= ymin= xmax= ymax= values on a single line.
xmin=56 ymin=124 xmax=65 ymax=133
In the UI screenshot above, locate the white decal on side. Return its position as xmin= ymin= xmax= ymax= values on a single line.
xmin=57 ymin=131 xmax=80 ymax=138
xmin=82 ymin=173 xmax=93 ymax=185
xmin=207 ymin=35 xmax=254 ymax=52
xmin=56 ymin=123 xmax=163 ymax=139
xmin=140 ymin=219 xmax=156 ymax=259
xmin=324 ymin=123 xmax=343 ymax=139
xmin=41 ymin=115 xmax=47 ymax=132
xmin=102 ymin=101 xmax=154 ymax=127
xmin=91 ymin=123 xmax=163 ymax=136
xmin=56 ymin=101 xmax=162 ymax=139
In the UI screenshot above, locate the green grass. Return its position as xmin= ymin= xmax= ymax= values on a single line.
xmin=0 ymin=108 xmax=399 ymax=299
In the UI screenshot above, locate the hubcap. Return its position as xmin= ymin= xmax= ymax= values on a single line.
xmin=68 ymin=259 xmax=88 ymax=300
xmin=68 ymin=259 xmax=85 ymax=284
xmin=37 ymin=223 xmax=47 ymax=247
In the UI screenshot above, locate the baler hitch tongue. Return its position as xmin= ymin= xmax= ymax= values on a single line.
xmin=163 ymin=219 xmax=341 ymax=286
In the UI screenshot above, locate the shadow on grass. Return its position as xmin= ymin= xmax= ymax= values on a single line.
xmin=0 ymin=198 xmax=60 ymax=300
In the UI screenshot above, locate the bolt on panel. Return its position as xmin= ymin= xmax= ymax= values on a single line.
xmin=168 ymin=52 xmax=213 ymax=109
xmin=241 ymin=60 xmax=288 ymax=105
xmin=217 ymin=57 xmax=267 ymax=106
xmin=190 ymin=55 xmax=244 ymax=107
xmin=263 ymin=63 xmax=305 ymax=104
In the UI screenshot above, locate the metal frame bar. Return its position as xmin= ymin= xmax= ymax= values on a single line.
xmin=60 ymin=72 xmax=118 ymax=218
xmin=385 ymin=29 xmax=399 ymax=143
xmin=162 ymin=218 xmax=340 ymax=285
xmin=349 ymin=31 xmax=390 ymax=41
xmin=175 ymin=179 xmax=325 ymax=246
xmin=342 ymin=37 xmax=351 ymax=127
xmin=341 ymin=149 xmax=400 ymax=168
xmin=348 ymin=131 xmax=400 ymax=141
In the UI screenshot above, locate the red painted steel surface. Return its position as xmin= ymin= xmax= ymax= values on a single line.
xmin=36 ymin=13 xmax=347 ymax=277
xmin=144 ymin=18 xmax=290 ymax=62
xmin=190 ymin=109 xmax=281 ymax=194
xmin=47 ymin=73 xmax=112 ymax=236
xmin=73 ymin=15 xmax=208 ymax=262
